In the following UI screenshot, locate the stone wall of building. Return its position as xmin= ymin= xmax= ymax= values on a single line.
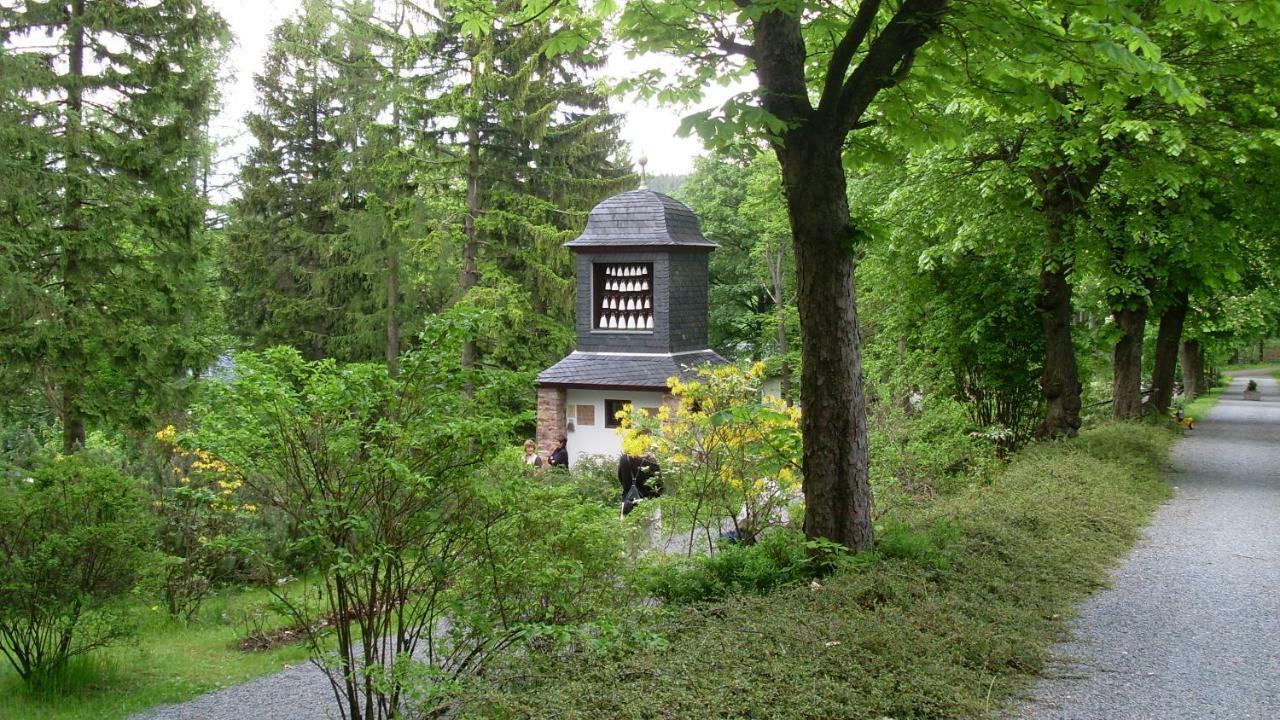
xmin=535 ymin=386 xmax=566 ymax=461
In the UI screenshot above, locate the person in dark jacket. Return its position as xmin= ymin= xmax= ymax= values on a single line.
xmin=618 ymin=451 xmax=660 ymax=517
xmin=548 ymin=436 xmax=569 ymax=469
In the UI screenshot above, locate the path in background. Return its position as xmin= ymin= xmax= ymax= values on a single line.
xmin=1011 ymin=371 xmax=1280 ymax=719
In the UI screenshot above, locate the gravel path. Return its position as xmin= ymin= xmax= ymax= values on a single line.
xmin=1010 ymin=371 xmax=1280 ymax=720
xmin=129 ymin=659 xmax=340 ymax=720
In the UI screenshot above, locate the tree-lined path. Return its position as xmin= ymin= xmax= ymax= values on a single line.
xmin=1013 ymin=372 xmax=1280 ymax=719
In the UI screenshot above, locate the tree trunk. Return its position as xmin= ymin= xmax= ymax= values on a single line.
xmin=745 ymin=0 xmax=947 ymax=551
xmin=62 ymin=380 xmax=86 ymax=454
xmin=1035 ymin=257 xmax=1081 ymax=437
xmin=1180 ymin=339 xmax=1205 ymax=399
xmin=1148 ymin=290 xmax=1188 ymax=414
xmin=1111 ymin=303 xmax=1148 ymax=420
xmin=777 ymin=137 xmax=873 ymax=553
xmin=61 ymin=0 xmax=87 ymax=455
xmin=386 ymin=247 xmax=400 ymax=377
xmin=460 ymin=135 xmax=480 ymax=381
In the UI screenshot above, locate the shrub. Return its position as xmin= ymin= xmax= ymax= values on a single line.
xmin=550 ymin=453 xmax=618 ymax=506
xmin=151 ymin=425 xmax=261 ymax=622
xmin=636 ymin=529 xmax=847 ymax=604
xmin=0 ymin=455 xmax=153 ymax=687
xmin=619 ymin=363 xmax=803 ymax=550
xmin=869 ymin=395 xmax=998 ymax=502
xmin=189 ymin=324 xmax=546 ymax=719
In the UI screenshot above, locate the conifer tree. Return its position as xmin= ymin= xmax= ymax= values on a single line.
xmin=224 ymin=1 xmax=382 ymax=361
xmin=0 ymin=0 xmax=227 ymax=452
xmin=425 ymin=1 xmax=634 ymax=372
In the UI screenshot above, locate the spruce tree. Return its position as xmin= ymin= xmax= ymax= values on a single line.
xmin=0 ymin=0 xmax=227 ymax=452
xmin=424 ymin=1 xmax=634 ymax=371
xmin=224 ymin=1 xmax=378 ymax=360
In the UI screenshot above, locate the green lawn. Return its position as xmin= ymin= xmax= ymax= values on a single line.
xmin=0 ymin=586 xmax=310 ymax=720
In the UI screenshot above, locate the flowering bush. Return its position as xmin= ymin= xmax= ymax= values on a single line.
xmin=152 ymin=425 xmax=259 ymax=621
xmin=619 ymin=363 xmax=803 ymax=552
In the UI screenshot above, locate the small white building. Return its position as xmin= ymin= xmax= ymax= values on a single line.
xmin=535 ymin=188 xmax=725 ymax=464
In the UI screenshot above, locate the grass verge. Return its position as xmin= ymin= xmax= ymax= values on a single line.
xmin=0 ymin=585 xmax=310 ymax=720
xmin=465 ymin=422 xmax=1176 ymax=719
xmin=1183 ymin=375 xmax=1229 ymax=420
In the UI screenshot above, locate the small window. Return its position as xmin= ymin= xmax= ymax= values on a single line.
xmin=575 ymin=404 xmax=595 ymax=427
xmin=604 ymin=399 xmax=631 ymax=428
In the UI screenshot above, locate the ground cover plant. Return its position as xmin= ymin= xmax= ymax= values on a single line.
xmin=2 ymin=0 xmax=1279 ymax=716
xmin=461 ymin=423 xmax=1176 ymax=719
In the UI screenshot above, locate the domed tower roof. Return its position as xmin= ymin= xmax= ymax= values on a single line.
xmin=565 ymin=189 xmax=718 ymax=250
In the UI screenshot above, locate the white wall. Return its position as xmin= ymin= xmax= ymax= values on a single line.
xmin=565 ymin=388 xmax=665 ymax=466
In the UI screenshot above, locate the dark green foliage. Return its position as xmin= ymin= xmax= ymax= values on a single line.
xmin=0 ymin=456 xmax=154 ymax=687
xmin=224 ymin=3 xmax=384 ymax=361
xmin=461 ymin=423 xmax=1175 ymax=719
xmin=0 ymin=0 xmax=228 ymax=451
xmin=427 ymin=0 xmax=635 ymax=372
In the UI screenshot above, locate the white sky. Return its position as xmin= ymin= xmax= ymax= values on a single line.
xmin=208 ymin=0 xmax=748 ymax=193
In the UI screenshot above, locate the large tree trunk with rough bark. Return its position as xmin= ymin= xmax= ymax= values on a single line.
xmin=1148 ymin=290 xmax=1188 ymax=414
xmin=1035 ymin=254 xmax=1081 ymax=438
xmin=777 ymin=137 xmax=873 ymax=552
xmin=1180 ymin=339 xmax=1206 ymax=399
xmin=1111 ymin=303 xmax=1149 ymax=419
xmin=744 ymin=0 xmax=947 ymax=551
xmin=1029 ymin=157 xmax=1110 ymax=438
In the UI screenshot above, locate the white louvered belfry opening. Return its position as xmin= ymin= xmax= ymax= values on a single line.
xmin=593 ymin=263 xmax=654 ymax=331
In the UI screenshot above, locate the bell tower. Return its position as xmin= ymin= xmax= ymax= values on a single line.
xmin=535 ymin=187 xmax=724 ymax=464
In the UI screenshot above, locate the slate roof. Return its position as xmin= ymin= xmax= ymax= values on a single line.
xmin=537 ymin=350 xmax=727 ymax=389
xmin=564 ymin=189 xmax=719 ymax=250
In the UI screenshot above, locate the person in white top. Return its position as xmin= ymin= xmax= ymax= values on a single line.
xmin=522 ymin=439 xmax=543 ymax=467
